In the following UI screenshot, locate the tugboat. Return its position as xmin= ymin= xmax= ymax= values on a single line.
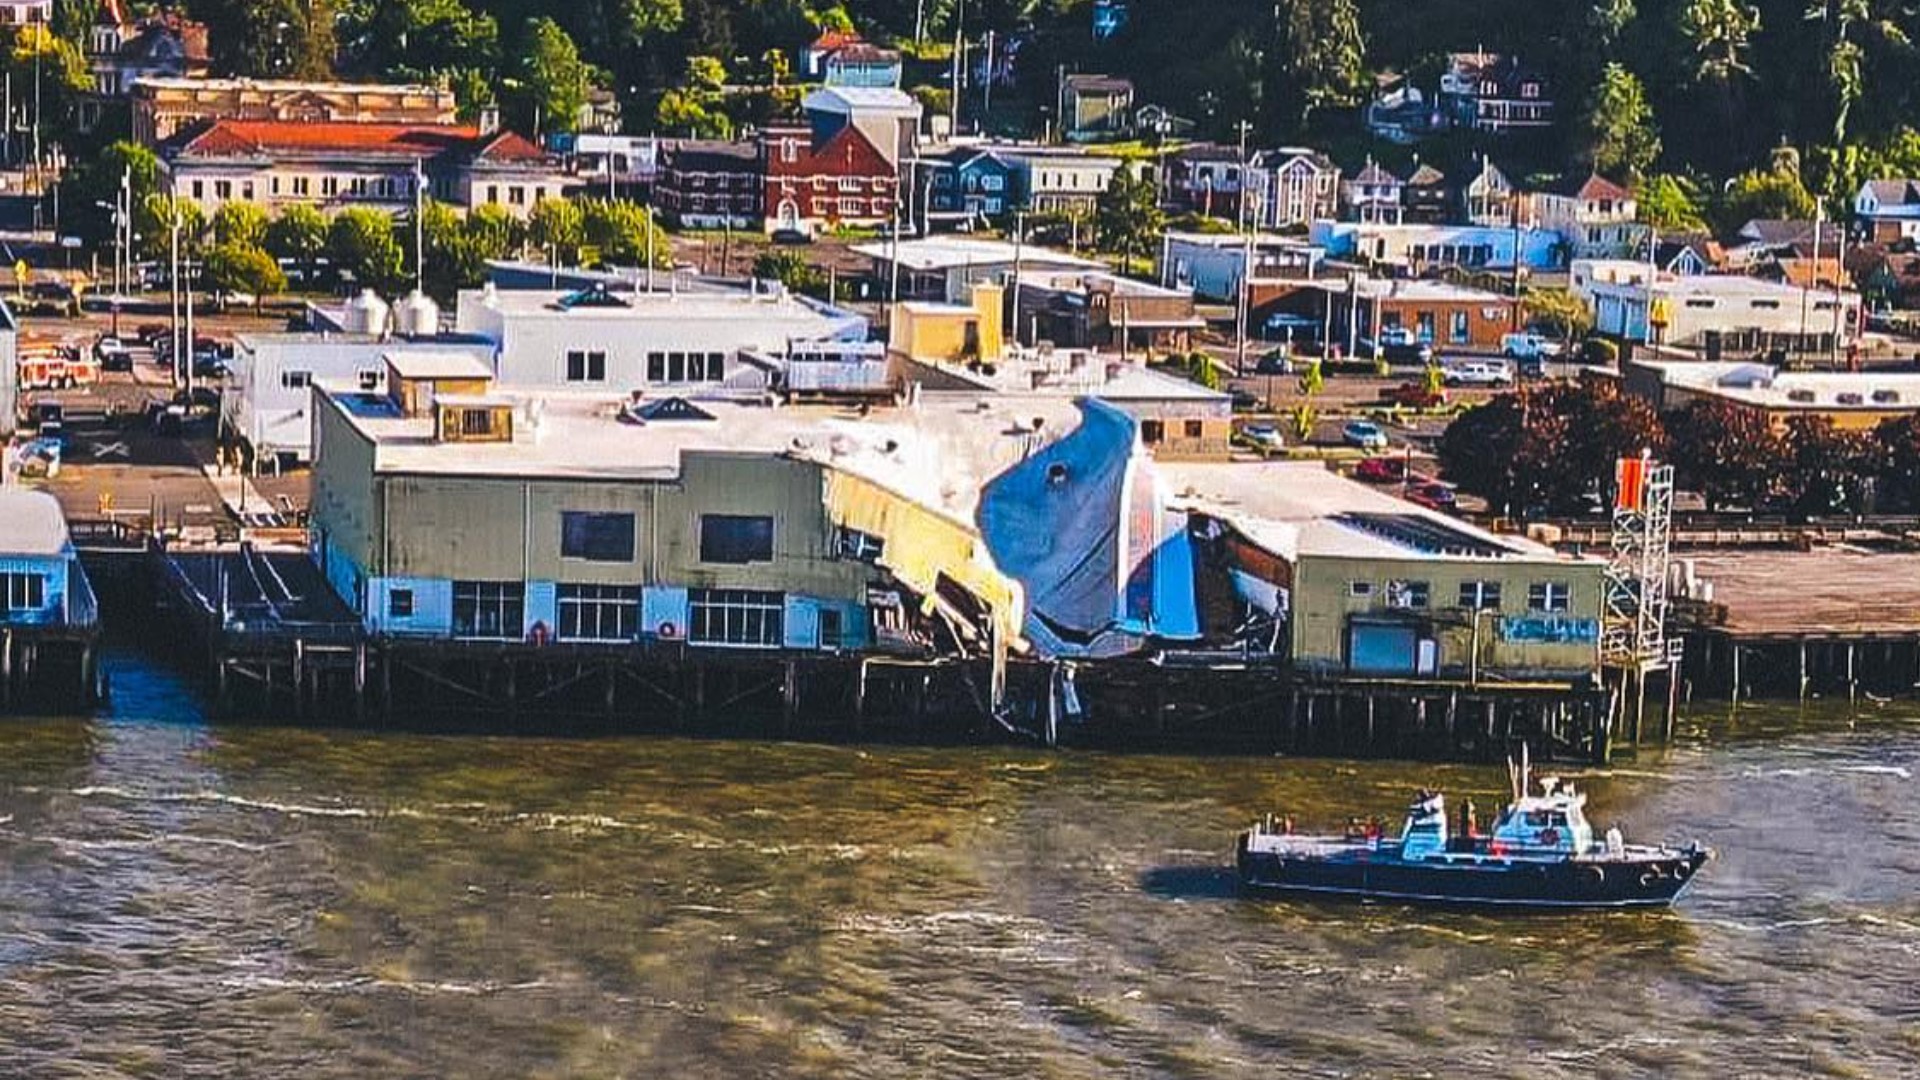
xmin=1237 ymin=752 xmax=1712 ymax=909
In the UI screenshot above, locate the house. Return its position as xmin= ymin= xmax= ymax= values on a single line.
xmin=925 ymin=148 xmax=1022 ymax=222
xmin=1313 ymin=278 xmax=1523 ymax=353
xmin=1622 ymin=359 xmax=1920 ymax=434
xmin=1166 ymin=461 xmax=1605 ymax=683
xmin=130 ymin=77 xmax=459 ymax=146
xmin=1343 ymin=160 xmax=1403 ymax=225
xmin=801 ymin=29 xmax=865 ymax=81
xmin=561 ymin=133 xmax=662 ymax=201
xmin=1403 ymin=164 xmax=1451 ymax=224
xmin=823 ymin=43 xmax=903 ymax=89
xmin=1012 ymin=270 xmax=1204 ymax=354
xmin=0 ymin=489 xmax=95 ymax=632
xmin=1853 ymin=179 xmax=1920 ymax=242
xmin=802 ymin=85 xmax=921 ymax=167
xmin=1059 ymin=74 xmax=1134 ymax=142
xmin=1571 ymin=258 xmax=1861 ymax=353
xmin=1528 ymin=173 xmax=1645 ymax=259
xmin=1245 ymin=147 xmax=1340 ymax=231
xmin=158 ymin=120 xmax=569 ymax=220
xmin=1309 ymin=220 xmax=1562 ymax=272
xmin=1134 ymin=104 xmax=1194 ymax=140
xmin=81 ymin=0 xmax=209 ymax=132
xmin=1011 ymin=151 xmax=1124 ymax=217
xmin=1163 ymin=143 xmax=1247 ymax=220
xmin=1653 ymin=235 xmax=1722 ymax=276
xmin=453 ymin=283 xmax=867 ymax=392
xmin=655 ymin=140 xmax=761 ymax=229
xmin=1158 ymin=231 xmax=1325 ymax=302
xmin=1439 ymin=50 xmax=1552 ymax=134
xmin=851 ymin=236 xmax=1104 ymax=303
xmin=1461 ymin=158 xmax=1518 ymax=226
xmin=762 ymin=123 xmax=899 ymax=235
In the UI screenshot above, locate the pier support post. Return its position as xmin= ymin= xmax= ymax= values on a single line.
xmin=1798 ymin=641 xmax=1808 ymax=701
xmin=1 ymin=628 xmax=11 ymax=709
xmin=782 ymin=660 xmax=799 ymax=733
xmin=1847 ymin=642 xmax=1857 ymax=707
xmin=1730 ymin=644 xmax=1741 ymax=703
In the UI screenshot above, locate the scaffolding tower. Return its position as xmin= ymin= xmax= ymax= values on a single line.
xmin=1602 ymin=457 xmax=1676 ymax=671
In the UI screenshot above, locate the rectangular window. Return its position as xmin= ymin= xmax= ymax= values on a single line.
xmin=509 ymin=186 xmax=526 ymax=205
xmin=191 ymin=180 xmax=203 ymax=199
xmin=486 ymin=184 xmax=498 ymax=204
xmin=270 ymin=177 xmax=280 ymax=195
xmin=452 ymin=580 xmax=524 ymax=640
xmin=2 ymin=572 xmax=45 ymax=612
xmin=699 ymin=514 xmax=775 ymax=564
xmin=280 ymin=370 xmax=311 ymax=389
xmin=837 ymin=527 xmax=885 ymax=562
xmin=459 ymin=408 xmax=493 ymax=437
xmin=686 ymin=352 xmax=706 ymax=382
xmin=565 ymin=350 xmax=606 ymax=382
xmin=1183 ymin=420 xmax=1204 ymax=439
xmin=818 ymin=607 xmax=843 ymax=649
xmin=293 ymin=176 xmax=310 ymax=196
xmin=706 ymin=353 xmax=725 ymax=380
xmin=557 ymin=583 xmax=639 ymax=642
xmin=1349 ymin=581 xmax=1373 ymax=599
xmin=688 ymin=588 xmax=784 ymax=647
xmin=1140 ymin=419 xmax=1165 ymax=443
xmin=1458 ymin=581 xmax=1502 ymax=610
xmin=646 ymin=352 xmax=665 ymax=381
xmin=388 ymin=588 xmax=414 ymax=618
xmin=1385 ymin=580 xmax=1430 ymax=609
xmin=667 ymin=352 xmax=686 ymax=381
xmin=560 ymin=511 xmax=636 ymax=562
xmin=1528 ymin=581 xmax=1572 ymax=613
xmin=215 ymin=180 xmax=231 ymax=199
xmin=321 ymin=177 xmax=338 ymax=196
xmin=1450 ymin=310 xmax=1470 ymax=343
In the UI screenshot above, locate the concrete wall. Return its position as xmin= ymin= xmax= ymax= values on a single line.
xmin=1291 ymin=554 xmax=1604 ymax=680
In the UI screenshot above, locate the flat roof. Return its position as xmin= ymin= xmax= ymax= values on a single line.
xmin=1160 ymin=461 xmax=1582 ymax=563
xmin=458 ymin=287 xmax=864 ymax=328
xmin=0 ymin=489 xmax=70 ymax=557
xmin=1339 ymin=279 xmax=1516 ymax=303
xmin=850 ymin=238 xmax=1103 ymax=272
xmin=1638 ymin=360 xmax=1920 ymax=410
xmin=386 ymin=351 xmax=494 ymax=380
xmin=1164 ymin=231 xmax=1320 ymax=250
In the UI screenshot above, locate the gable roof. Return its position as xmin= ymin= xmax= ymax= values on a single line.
xmin=1062 ymin=73 xmax=1133 ymax=96
xmin=1406 ymin=163 xmax=1447 ymax=187
xmin=1737 ymin=218 xmax=1817 ymax=247
xmin=1862 ymin=179 xmax=1920 ymax=207
xmin=1350 ymin=161 xmax=1400 ymax=186
xmin=808 ymin=29 xmax=863 ymax=52
xmin=1546 ymin=172 xmax=1631 ymax=201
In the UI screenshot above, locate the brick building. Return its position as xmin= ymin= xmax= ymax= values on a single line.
xmin=762 ymin=123 xmax=897 ymax=235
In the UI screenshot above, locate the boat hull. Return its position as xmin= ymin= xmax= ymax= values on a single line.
xmin=1237 ymin=837 xmax=1710 ymax=910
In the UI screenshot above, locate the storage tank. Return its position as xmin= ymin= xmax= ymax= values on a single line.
xmin=393 ymin=289 xmax=440 ymax=337
xmin=339 ymin=289 xmax=390 ymax=336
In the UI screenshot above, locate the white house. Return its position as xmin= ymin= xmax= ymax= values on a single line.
xmin=1309 ymin=221 xmax=1561 ymax=271
xmin=1158 ymin=232 xmax=1325 ymax=302
xmin=1528 ymin=174 xmax=1647 ymax=260
xmin=1854 ymin=179 xmax=1920 ymax=241
xmin=1572 ymin=259 xmax=1861 ymax=353
xmin=1342 ymin=160 xmax=1403 ymax=225
xmin=1245 ymin=148 xmax=1339 ymax=230
xmin=453 ymin=282 xmax=869 ymax=391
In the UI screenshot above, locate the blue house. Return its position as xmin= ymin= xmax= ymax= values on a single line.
xmin=928 ymin=150 xmax=1024 ymax=222
xmin=0 ymin=489 xmax=91 ymax=630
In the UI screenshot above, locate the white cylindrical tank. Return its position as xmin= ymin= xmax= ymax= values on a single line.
xmin=340 ymin=289 xmax=390 ymax=336
xmin=393 ymin=289 xmax=440 ymax=337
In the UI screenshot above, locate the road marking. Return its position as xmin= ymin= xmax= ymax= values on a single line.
xmin=89 ymin=440 xmax=130 ymax=459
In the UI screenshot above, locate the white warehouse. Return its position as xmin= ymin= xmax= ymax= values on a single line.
xmin=1572 ymin=259 xmax=1862 ymax=354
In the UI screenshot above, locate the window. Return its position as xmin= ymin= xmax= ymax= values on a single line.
xmin=705 ymin=352 xmax=725 ymax=380
xmin=699 ymin=514 xmax=775 ymax=564
xmin=486 ymin=184 xmax=499 ymax=204
xmin=280 ymin=370 xmax=311 ymax=389
xmin=1751 ymin=299 xmax=1781 ymax=310
xmin=242 ymin=181 xmax=254 ymax=200
xmin=270 ymin=177 xmax=280 ymax=195
xmin=838 ymin=528 xmax=885 ymax=562
xmin=459 ymin=408 xmax=493 ymax=437
xmin=1529 ymin=581 xmax=1572 ymax=613
xmin=1458 ymin=581 xmax=1502 ymax=610
xmin=2 ymin=572 xmax=44 ymax=612
xmin=452 ymin=580 xmax=524 ymax=639
xmin=509 ymin=186 xmax=526 ymax=205
xmin=321 ymin=177 xmax=339 ymax=196
xmin=838 ymin=177 xmax=861 ymax=192
xmin=781 ymin=139 xmax=798 ymax=163
xmin=215 ymin=180 xmax=231 ymax=199
xmin=1183 ymin=420 xmax=1204 ymax=439
xmin=388 ymin=588 xmax=415 ymax=619
xmin=666 ymin=352 xmax=686 ymax=381
xmin=1349 ymin=581 xmax=1374 ymax=599
xmin=1415 ymin=311 xmax=1436 ymax=343
xmin=819 ymin=607 xmax=843 ymax=649
xmin=293 ymin=176 xmax=310 ymax=196
xmin=646 ymin=352 xmax=665 ymax=381
xmin=557 ymin=583 xmax=639 ymax=642
xmin=1684 ymin=298 xmax=1716 ymax=309
xmin=561 ymin=511 xmax=635 ymax=562
xmin=1450 ymin=310 xmax=1470 ymax=344
xmin=1385 ymin=580 xmax=1430 ymax=609
xmin=565 ymin=350 xmax=607 ymax=382
xmin=191 ymin=180 xmax=204 ymax=199
xmin=1140 ymin=419 xmax=1165 ymax=443
xmin=689 ymin=588 xmax=784 ymax=647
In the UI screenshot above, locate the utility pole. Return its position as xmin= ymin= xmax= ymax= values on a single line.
xmin=412 ymin=157 xmax=425 ymax=294
xmin=1234 ymin=231 xmax=1251 ymax=375
xmin=1801 ymin=203 xmax=1821 ymax=365
xmin=949 ymin=0 xmax=966 ymax=136
xmin=169 ymin=180 xmax=180 ymax=386
xmin=644 ymin=204 xmax=655 ymax=292
xmin=982 ymin=30 xmax=995 ymax=116
xmin=1010 ymin=209 xmax=1023 ymax=345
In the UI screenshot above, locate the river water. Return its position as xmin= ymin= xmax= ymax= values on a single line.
xmin=2 ymin=650 xmax=1918 ymax=1078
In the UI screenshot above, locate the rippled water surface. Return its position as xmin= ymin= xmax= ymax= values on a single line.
xmin=3 ymin=650 xmax=1919 ymax=1078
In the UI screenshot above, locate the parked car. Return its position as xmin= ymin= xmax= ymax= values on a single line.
xmin=1500 ymin=332 xmax=1565 ymax=361
xmin=1442 ymin=359 xmax=1513 ymax=387
xmin=1378 ymin=381 xmax=1447 ymax=408
xmin=1354 ymin=455 xmax=1408 ymax=483
xmin=1237 ymin=421 xmax=1286 ymax=452
xmin=770 ymin=228 xmax=813 ymax=245
xmin=1229 ymin=388 xmax=1261 ymax=412
xmin=1342 ymin=420 xmax=1389 ymax=450
xmin=92 ymin=334 xmax=124 ymax=361
xmin=1254 ymin=351 xmax=1295 ymax=375
xmin=1406 ymin=479 xmax=1458 ymax=511
xmin=98 ymin=345 xmax=134 ymax=373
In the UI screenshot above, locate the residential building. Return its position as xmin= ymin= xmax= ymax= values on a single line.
xmin=1165 ymin=461 xmax=1605 ymax=683
xmin=656 ymin=140 xmax=761 ymax=229
xmin=158 ymin=120 xmax=567 ymax=219
xmin=1653 ymin=235 xmax=1722 ymax=276
xmin=81 ymin=0 xmax=209 ymax=132
xmin=1853 ymin=179 xmax=1920 ymax=242
xmin=1343 ymin=160 xmax=1403 ymax=224
xmin=0 ymin=489 xmax=94 ymax=631
xmin=823 ymin=43 xmax=904 ymax=89
xmin=851 ymin=236 xmax=1104 ymax=303
xmin=1013 ymin=270 xmax=1204 ymax=353
xmin=1528 ymin=173 xmax=1646 ymax=259
xmin=1158 ymin=231 xmax=1325 ymax=302
xmin=1461 ymin=159 xmax=1518 ymax=226
xmin=925 ymin=147 xmax=1022 ymax=221
xmin=1622 ymin=359 xmax=1920 ymax=433
xmin=1162 ymin=143 xmax=1247 ymax=220
xmin=1059 ymin=74 xmax=1134 ymax=142
xmin=1309 ymin=221 xmax=1562 ymax=273
xmin=1013 ymin=151 xmax=1124 ymax=216
xmin=130 ymin=77 xmax=458 ymax=146
xmin=0 ymin=0 xmax=50 ymax=27
xmin=1438 ymin=50 xmax=1552 ymax=133
xmin=1572 ymin=258 xmax=1862 ymax=352
xmin=762 ymin=123 xmax=899 ymax=235
xmin=1403 ymin=164 xmax=1451 ymax=224
xmin=801 ymin=85 xmax=921 ymax=167
xmin=453 ymin=283 xmax=868 ymax=392
xmin=1245 ymin=148 xmax=1339 ymax=231
xmin=558 ymin=133 xmax=662 ymax=200
xmin=1311 ymin=278 xmax=1523 ymax=353
xmin=801 ymin=29 xmax=865 ymax=80
xmin=1134 ymin=104 xmax=1194 ymax=140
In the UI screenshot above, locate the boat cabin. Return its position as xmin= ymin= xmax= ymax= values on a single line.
xmin=1489 ymin=777 xmax=1593 ymax=856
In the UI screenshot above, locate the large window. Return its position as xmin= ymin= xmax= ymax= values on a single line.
xmin=699 ymin=514 xmax=774 ymax=564
xmin=565 ymin=350 xmax=607 ymax=382
xmin=1458 ymin=581 xmax=1503 ymax=611
xmin=561 ymin=511 xmax=635 ymax=562
xmin=1528 ymin=581 xmax=1572 ymax=613
xmin=557 ymin=584 xmax=639 ymax=642
xmin=452 ymin=580 xmax=524 ymax=639
xmin=689 ymin=588 xmax=784 ymax=647
xmin=2 ymin=572 xmax=45 ymax=612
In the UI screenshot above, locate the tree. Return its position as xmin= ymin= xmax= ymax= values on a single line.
xmin=337 ymin=0 xmax=499 ymax=86
xmin=622 ymin=0 xmax=685 ymax=44
xmin=526 ymin=197 xmax=585 ymax=263
xmin=195 ymin=0 xmax=333 ymax=77
xmin=1524 ymin=287 xmax=1593 ymax=341
xmin=267 ymin=204 xmax=329 ymax=284
xmin=1637 ymin=174 xmax=1708 ymax=232
xmin=1780 ymin=416 xmax=1876 ymax=519
xmin=466 ymin=202 xmax=521 ymax=261
xmin=1580 ymin=63 xmax=1660 ymax=180
xmin=581 ymin=197 xmax=670 ymax=267
xmin=59 ymin=141 xmax=158 ymax=248
xmin=1719 ymin=167 xmax=1817 ymax=229
xmin=1679 ymin=0 xmax=1761 ymax=82
xmin=134 ymin=194 xmax=205 ymax=261
xmin=1095 ymin=168 xmax=1163 ymax=268
xmin=752 ymin=248 xmax=826 ymax=295
xmin=204 ymin=243 xmax=288 ymax=306
xmin=1587 ymin=0 xmax=1637 ymax=46
xmin=5 ymin=25 xmax=90 ymax=145
xmin=1874 ymin=413 xmax=1920 ymax=512
xmin=328 ymin=207 xmax=406 ymax=293
xmin=1268 ymin=0 xmax=1365 ymax=134
xmin=516 ymin=17 xmax=595 ymax=135
xmin=1438 ymin=383 xmax=1662 ymax=515
xmin=1803 ymin=0 xmax=1909 ymax=146
xmin=212 ymin=202 xmax=270 ymax=249
xmin=686 ymin=54 xmax=726 ymax=92
xmin=1668 ymin=399 xmax=1781 ymax=511
xmin=1184 ymin=351 xmax=1221 ymax=390
xmin=655 ymin=87 xmax=733 ymax=137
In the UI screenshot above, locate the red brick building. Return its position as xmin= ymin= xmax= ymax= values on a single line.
xmin=656 ymin=140 xmax=762 ymax=229
xmin=761 ymin=124 xmax=898 ymax=235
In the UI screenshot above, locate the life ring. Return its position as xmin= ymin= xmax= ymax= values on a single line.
xmin=658 ymin=621 xmax=679 ymax=639
xmin=1672 ymin=862 xmax=1689 ymax=879
xmin=1639 ymin=870 xmax=1658 ymax=888
xmin=1587 ymin=865 xmax=1605 ymax=884
xmin=528 ymin=620 xmax=549 ymax=646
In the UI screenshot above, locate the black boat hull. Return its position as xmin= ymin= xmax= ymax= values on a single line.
xmin=1237 ymin=839 xmax=1710 ymax=909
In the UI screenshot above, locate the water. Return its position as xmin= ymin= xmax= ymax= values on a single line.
xmin=3 ymin=651 xmax=1919 ymax=1078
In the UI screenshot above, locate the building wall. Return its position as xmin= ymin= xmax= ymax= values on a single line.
xmin=308 ymin=394 xmax=383 ymax=614
xmin=889 ymin=286 xmax=1004 ymax=363
xmin=224 ymin=339 xmax=496 ymax=462
xmin=1291 ymin=554 xmax=1603 ymax=680
xmin=0 ymin=553 xmax=70 ymax=625
xmin=1328 ymin=293 xmax=1518 ymax=349
xmin=0 ymin=302 xmax=15 ymax=436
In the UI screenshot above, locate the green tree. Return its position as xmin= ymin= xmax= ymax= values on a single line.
xmin=622 ymin=0 xmax=685 ymax=44
xmin=1719 ymin=167 xmax=1817 ymax=228
xmin=134 ymin=194 xmax=206 ymax=261
xmin=581 ymin=197 xmax=670 ymax=267
xmin=1438 ymin=384 xmax=1661 ymax=515
xmin=1184 ymin=351 xmax=1221 ymax=390
xmin=1587 ymin=0 xmax=1637 ymax=45
xmin=1094 ymin=168 xmax=1164 ymax=268
xmin=466 ymin=202 xmax=521 ymax=261
xmin=1581 ymin=63 xmax=1660 ymax=180
xmin=5 ymin=25 xmax=89 ymax=143
xmin=1525 ymin=287 xmax=1594 ymax=341
xmin=328 ymin=207 xmax=406 ymax=293
xmin=212 ymin=202 xmax=270 ymax=249
xmin=1668 ymin=399 xmax=1780 ymax=511
xmin=1679 ymin=0 xmax=1761 ymax=81
xmin=337 ymin=0 xmax=499 ymax=85
xmin=1874 ymin=413 xmax=1920 ymax=512
xmin=1268 ymin=0 xmax=1365 ymax=133
xmin=686 ymin=54 xmax=726 ymax=92
xmin=59 ymin=141 xmax=158 ymax=248
xmin=204 ymin=243 xmax=288 ymax=307
xmin=1636 ymin=174 xmax=1708 ymax=232
xmin=526 ymin=196 xmax=585 ymax=262
xmin=1803 ymin=0 xmax=1909 ymax=146
xmin=1780 ymin=415 xmax=1877 ymax=519
xmin=752 ymin=248 xmax=826 ymax=295
xmin=515 ymin=17 xmax=595 ymax=135
xmin=266 ymin=204 xmax=329 ymax=284
xmin=655 ymin=87 xmax=733 ymax=137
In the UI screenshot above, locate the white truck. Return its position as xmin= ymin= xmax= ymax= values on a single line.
xmin=1499 ymin=332 xmax=1565 ymax=361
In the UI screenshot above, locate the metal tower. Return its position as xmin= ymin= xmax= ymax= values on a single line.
xmin=1602 ymin=456 xmax=1676 ymax=670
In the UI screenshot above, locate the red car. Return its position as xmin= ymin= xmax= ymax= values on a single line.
xmin=1406 ymin=479 xmax=1458 ymax=511
xmin=1354 ymin=456 xmax=1408 ymax=483
xmin=1377 ymin=381 xmax=1448 ymax=408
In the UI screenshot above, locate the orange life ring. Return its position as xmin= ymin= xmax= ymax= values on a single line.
xmin=658 ymin=621 xmax=679 ymax=639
